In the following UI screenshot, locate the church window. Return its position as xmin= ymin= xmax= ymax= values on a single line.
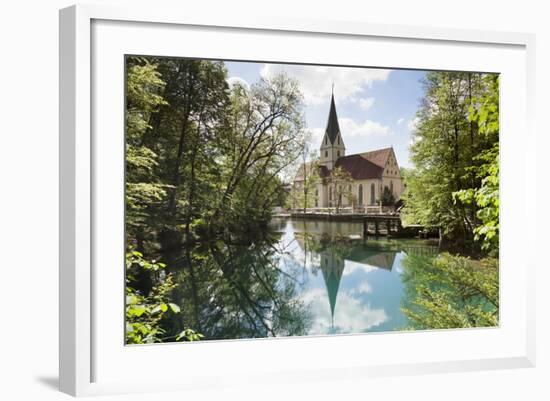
xmin=370 ymin=183 xmax=375 ymax=205
xmin=325 ymin=150 xmax=328 ymax=158
xmin=358 ymin=184 xmax=363 ymax=205
xmin=337 ymin=151 xmax=340 ymax=157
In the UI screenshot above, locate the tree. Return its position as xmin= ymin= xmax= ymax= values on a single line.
xmin=381 ymin=186 xmax=396 ymax=206
xmin=208 ymin=72 xmax=306 ymax=231
xmin=328 ymin=166 xmax=354 ymax=213
xmin=125 ymin=58 xmax=306 ymax=249
xmin=402 ymin=72 xmax=497 ymax=253
xmin=453 ymin=75 xmax=499 ymax=255
xmin=151 ymin=59 xmax=231 ymax=241
xmin=125 ymin=57 xmax=168 ymax=249
xmin=298 ymin=132 xmax=317 ymax=213
xmin=292 ymin=156 xmax=320 ymax=212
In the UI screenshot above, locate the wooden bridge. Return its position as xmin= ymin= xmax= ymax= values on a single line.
xmin=288 ymin=211 xmax=403 ymax=237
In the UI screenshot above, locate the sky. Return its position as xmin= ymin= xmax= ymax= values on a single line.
xmin=225 ymin=61 xmax=427 ymax=169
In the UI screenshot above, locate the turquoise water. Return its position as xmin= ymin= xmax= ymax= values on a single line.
xmin=162 ymin=217 xmax=440 ymax=340
xmin=271 ymin=218 xmax=439 ymax=335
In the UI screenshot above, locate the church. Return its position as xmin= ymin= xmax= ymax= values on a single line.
xmin=293 ymin=93 xmax=404 ymax=211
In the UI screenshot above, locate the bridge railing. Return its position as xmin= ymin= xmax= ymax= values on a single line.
xmin=289 ymin=205 xmax=397 ymax=215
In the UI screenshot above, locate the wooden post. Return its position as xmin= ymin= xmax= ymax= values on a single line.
xmin=387 ymin=219 xmax=392 ymax=236
xmin=363 ymin=219 xmax=368 ymax=238
xmin=374 ymin=219 xmax=379 ymax=236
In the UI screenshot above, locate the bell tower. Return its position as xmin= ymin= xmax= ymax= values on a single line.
xmin=320 ymin=90 xmax=345 ymax=170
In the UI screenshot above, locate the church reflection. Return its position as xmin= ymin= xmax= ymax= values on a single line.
xmin=292 ymin=219 xmax=398 ymax=328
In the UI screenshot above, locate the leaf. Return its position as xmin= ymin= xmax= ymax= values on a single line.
xmin=126 ymin=295 xmax=138 ymax=305
xmin=168 ymin=303 xmax=181 ymax=313
xmin=129 ymin=305 xmax=146 ymax=317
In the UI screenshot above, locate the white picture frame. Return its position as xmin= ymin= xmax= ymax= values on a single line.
xmin=59 ymin=3 xmax=536 ymax=397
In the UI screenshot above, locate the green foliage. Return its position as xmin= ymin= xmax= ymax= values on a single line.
xmin=126 ymin=59 xmax=168 ymax=143
xmin=453 ymin=75 xmax=500 ymax=254
xmin=124 ymin=57 xmax=306 ymax=246
xmin=125 ymin=58 xmax=169 ymax=236
xmin=402 ymin=72 xmax=499 ymax=254
xmin=401 ymin=253 xmax=499 ymax=329
xmin=124 ymin=57 xmax=310 ymax=342
xmin=176 ymin=329 xmax=204 ymax=342
xmin=125 ymin=250 xmax=203 ymax=344
xmin=209 ymin=72 xmax=305 ymax=230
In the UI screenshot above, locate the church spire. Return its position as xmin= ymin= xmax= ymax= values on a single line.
xmin=320 ymin=250 xmax=344 ymax=330
xmin=325 ymin=91 xmax=341 ymax=145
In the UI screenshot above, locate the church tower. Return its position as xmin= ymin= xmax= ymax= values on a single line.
xmin=319 ymin=92 xmax=346 ymax=170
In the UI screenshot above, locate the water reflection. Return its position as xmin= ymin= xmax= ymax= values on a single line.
xmin=162 ymin=218 xmax=439 ymax=340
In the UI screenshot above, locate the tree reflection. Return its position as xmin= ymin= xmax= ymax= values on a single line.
xmin=160 ymin=233 xmax=313 ymax=341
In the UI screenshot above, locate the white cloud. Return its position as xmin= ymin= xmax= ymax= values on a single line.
xmin=306 ymin=118 xmax=392 ymax=153
xmin=357 ymin=97 xmax=375 ymax=111
xmin=301 ymin=288 xmax=387 ymax=334
xmin=397 ymin=117 xmax=405 ymax=125
xmin=227 ymin=76 xmax=250 ymax=90
xmin=339 ymin=118 xmax=391 ymax=137
xmin=342 ymin=260 xmax=378 ymax=276
xmin=307 ymin=127 xmax=325 ymax=149
xmin=260 ymin=64 xmax=390 ymax=105
xmin=355 ymin=281 xmax=373 ymax=295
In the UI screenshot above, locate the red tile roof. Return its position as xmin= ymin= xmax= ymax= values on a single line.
xmin=334 ymin=154 xmax=384 ymax=179
xmin=294 ymin=147 xmax=393 ymax=182
xmin=359 ymin=147 xmax=392 ymax=168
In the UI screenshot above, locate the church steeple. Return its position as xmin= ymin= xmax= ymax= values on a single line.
xmin=320 ymin=90 xmax=346 ymax=170
xmin=325 ymin=92 xmax=341 ymax=145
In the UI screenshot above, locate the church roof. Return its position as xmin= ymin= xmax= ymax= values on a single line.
xmin=325 ymin=93 xmax=341 ymax=144
xmin=333 ymin=154 xmax=384 ymax=179
xmin=359 ymin=147 xmax=393 ymax=168
xmin=294 ymin=147 xmax=393 ymax=182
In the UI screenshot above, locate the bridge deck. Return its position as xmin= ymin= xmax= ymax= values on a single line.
xmin=288 ymin=212 xmax=401 ymax=221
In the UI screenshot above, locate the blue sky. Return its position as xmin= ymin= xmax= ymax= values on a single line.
xmin=226 ymin=61 xmax=426 ymax=168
